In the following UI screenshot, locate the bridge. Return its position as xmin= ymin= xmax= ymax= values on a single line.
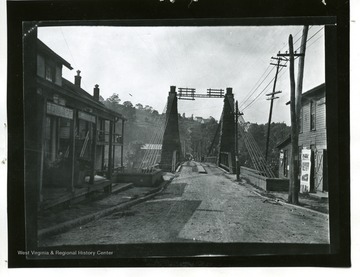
xmin=136 ymin=85 xmax=275 ymax=178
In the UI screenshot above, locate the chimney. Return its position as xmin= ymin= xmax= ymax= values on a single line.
xmin=74 ymin=70 xmax=81 ymax=87
xmin=94 ymin=84 xmax=100 ymax=101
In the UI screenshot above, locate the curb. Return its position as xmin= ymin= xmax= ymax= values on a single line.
xmin=223 ymin=174 xmax=329 ymax=217
xmin=38 ymin=181 xmax=170 ymax=240
xmin=251 ymin=190 xmax=329 ymax=217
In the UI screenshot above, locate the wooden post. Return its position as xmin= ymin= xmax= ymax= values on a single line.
xmin=113 ymin=120 xmax=116 ymax=169
xmin=107 ymin=120 xmax=113 ymax=179
xmin=39 ymin=97 xmax=48 ymax=202
xmin=89 ymin=116 xmax=98 ymax=184
xmin=296 ymin=26 xmax=309 ymax=195
xmin=265 ymin=58 xmax=281 ymax=161
xmin=100 ymin=119 xmax=105 ymax=172
xmin=288 ymin=34 xmax=299 ymax=204
xmin=23 ymin=22 xmax=39 ymax=250
xmin=70 ymin=110 xmax=77 ymax=192
xmin=121 ymin=119 xmax=125 ymax=169
xmin=296 ymin=26 xmax=309 ymax=127
xmin=235 ymin=101 xmax=240 ymax=180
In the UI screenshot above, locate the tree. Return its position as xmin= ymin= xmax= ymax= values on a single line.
xmin=144 ymin=105 xmax=153 ymax=112
xmin=135 ymin=103 xmax=143 ymax=110
xmin=123 ymin=101 xmax=133 ymax=108
xmin=106 ymin=93 xmax=121 ymax=104
xmin=105 ymin=93 xmax=121 ymax=112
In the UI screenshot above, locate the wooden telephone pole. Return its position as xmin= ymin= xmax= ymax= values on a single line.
xmin=234 ymin=101 xmax=243 ymax=180
xmin=278 ymin=26 xmax=308 ymax=204
xmin=265 ymin=57 xmax=286 ymax=161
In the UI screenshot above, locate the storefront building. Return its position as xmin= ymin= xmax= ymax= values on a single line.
xmin=35 ymin=39 xmax=125 ymax=204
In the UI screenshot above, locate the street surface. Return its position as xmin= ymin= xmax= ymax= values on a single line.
xmin=41 ymin=161 xmax=329 ymax=245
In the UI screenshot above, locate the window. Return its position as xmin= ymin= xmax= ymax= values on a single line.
xmin=310 ymin=100 xmax=316 ymax=130
xmin=45 ymin=64 xmax=54 ymax=82
xmin=37 ymin=55 xmax=45 ymax=77
xmin=283 ymin=150 xmax=288 ymax=177
xmin=299 ymin=107 xmax=303 ymax=133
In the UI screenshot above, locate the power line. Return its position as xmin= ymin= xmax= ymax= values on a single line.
xmin=240 ymin=26 xmax=324 ymax=112
xmin=237 ymin=26 xmax=306 ymax=110
xmin=60 ymin=27 xmax=90 ymax=91
xmin=238 ymin=65 xmax=275 ymax=109
xmin=241 ymin=66 xmax=287 ymax=111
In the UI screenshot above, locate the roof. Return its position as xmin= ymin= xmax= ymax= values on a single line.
xmin=276 ymin=135 xmax=291 ymax=149
xmin=37 ymin=38 xmax=125 ymax=121
xmin=285 ymin=83 xmax=326 ymax=105
xmin=62 ymin=78 xmax=125 ymax=120
xmin=141 ymin=144 xmax=162 ymax=150
xmin=302 ymin=83 xmax=325 ymax=99
xmin=37 ymin=39 xmax=73 ymax=70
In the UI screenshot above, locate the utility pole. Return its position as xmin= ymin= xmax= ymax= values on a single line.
xmin=278 ymin=26 xmax=308 ymax=204
xmin=296 ymin=26 xmax=309 ymax=133
xmin=265 ymin=57 xmax=286 ymax=161
xmin=235 ymin=101 xmax=239 ymax=180
xmin=288 ymin=35 xmax=299 ymax=204
xmin=234 ymin=101 xmax=243 ymax=180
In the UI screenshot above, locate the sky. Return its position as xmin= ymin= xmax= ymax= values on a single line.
xmin=38 ymin=25 xmax=325 ymax=125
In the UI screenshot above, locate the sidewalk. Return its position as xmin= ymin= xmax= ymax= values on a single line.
xmin=38 ymin=180 xmax=170 ymax=240
xmin=220 ymin=172 xmax=329 ymax=214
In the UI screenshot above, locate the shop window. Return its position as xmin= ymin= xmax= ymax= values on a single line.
xmin=77 ymin=119 xmax=94 ymax=159
xmin=44 ymin=116 xmax=72 ymax=163
xmin=44 ymin=116 xmax=52 ymax=162
xmin=43 ymin=116 xmax=72 ymax=188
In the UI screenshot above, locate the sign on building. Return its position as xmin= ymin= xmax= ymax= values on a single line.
xmin=78 ymin=111 xmax=96 ymax=123
xmin=47 ymin=102 xmax=73 ymax=120
xmin=300 ymin=149 xmax=312 ymax=193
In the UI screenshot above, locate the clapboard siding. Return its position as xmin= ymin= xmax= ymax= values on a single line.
xmin=299 ymin=96 xmax=327 ymax=149
xmin=277 ymin=84 xmax=327 ymax=192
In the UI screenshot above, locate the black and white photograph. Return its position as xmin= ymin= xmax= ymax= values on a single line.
xmin=4 ymin=0 xmax=352 ymax=270
xmin=31 ymin=24 xmax=329 ymax=246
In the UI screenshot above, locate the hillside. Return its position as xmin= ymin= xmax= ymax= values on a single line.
xmin=102 ymin=93 xmax=290 ymax=174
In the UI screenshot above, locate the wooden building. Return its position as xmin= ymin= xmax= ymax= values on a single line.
xmin=33 ymin=39 xmax=125 ymax=205
xmin=276 ymin=83 xmax=328 ymax=193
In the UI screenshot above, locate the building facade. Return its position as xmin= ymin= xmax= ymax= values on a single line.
xmin=277 ymin=83 xmax=328 ymax=193
xmin=31 ymin=39 xmax=126 ymax=204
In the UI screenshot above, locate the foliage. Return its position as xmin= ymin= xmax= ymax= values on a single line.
xmin=106 ymin=93 xmax=121 ymax=104
xmin=125 ymin=140 xmax=144 ymax=168
xmin=238 ymin=122 xmax=290 ymax=176
xmin=123 ymin=101 xmax=133 ymax=108
xmin=178 ymin=115 xmax=219 ymax=161
xmin=101 ymin=93 xmax=288 ymax=174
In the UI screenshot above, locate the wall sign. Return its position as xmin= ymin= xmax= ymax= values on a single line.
xmin=78 ymin=111 xmax=96 ymax=123
xmin=47 ymin=102 xmax=73 ymax=119
xmin=300 ymin=149 xmax=312 ymax=193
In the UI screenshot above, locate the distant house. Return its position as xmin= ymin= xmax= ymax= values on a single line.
xmin=276 ymin=83 xmax=328 ymax=193
xmin=195 ymin=116 xmax=205 ymax=124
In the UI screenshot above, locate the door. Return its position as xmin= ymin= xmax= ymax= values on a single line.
xmin=310 ymin=145 xmax=316 ymax=192
xmin=323 ymin=149 xmax=328 ymax=191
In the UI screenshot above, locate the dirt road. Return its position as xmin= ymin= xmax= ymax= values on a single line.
xmin=41 ymin=161 xmax=329 ymax=246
